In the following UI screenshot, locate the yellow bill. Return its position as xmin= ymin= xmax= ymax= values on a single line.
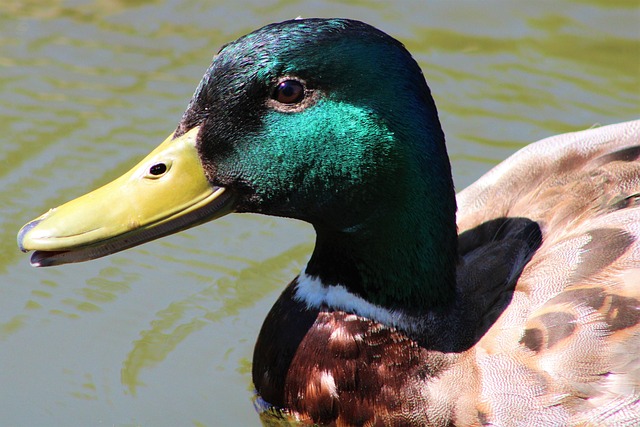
xmin=17 ymin=126 xmax=236 ymax=266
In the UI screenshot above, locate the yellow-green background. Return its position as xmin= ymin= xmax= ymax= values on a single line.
xmin=1 ymin=1 xmax=638 ymax=426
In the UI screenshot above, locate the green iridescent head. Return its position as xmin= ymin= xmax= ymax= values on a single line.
xmin=180 ymin=19 xmax=452 ymax=229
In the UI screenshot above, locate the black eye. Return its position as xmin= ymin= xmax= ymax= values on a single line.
xmin=149 ymin=163 xmax=167 ymax=176
xmin=273 ymin=80 xmax=305 ymax=104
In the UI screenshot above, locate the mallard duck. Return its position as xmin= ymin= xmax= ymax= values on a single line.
xmin=17 ymin=18 xmax=640 ymax=426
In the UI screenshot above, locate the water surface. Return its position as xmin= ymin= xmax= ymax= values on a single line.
xmin=1 ymin=1 xmax=638 ymax=426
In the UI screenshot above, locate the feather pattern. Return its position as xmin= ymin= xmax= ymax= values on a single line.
xmin=457 ymin=120 xmax=640 ymax=425
xmin=255 ymin=121 xmax=640 ymax=426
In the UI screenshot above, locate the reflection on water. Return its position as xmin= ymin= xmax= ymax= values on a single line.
xmin=1 ymin=0 xmax=638 ymax=425
xmin=121 ymin=239 xmax=313 ymax=396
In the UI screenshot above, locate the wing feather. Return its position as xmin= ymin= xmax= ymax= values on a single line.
xmin=457 ymin=120 xmax=640 ymax=424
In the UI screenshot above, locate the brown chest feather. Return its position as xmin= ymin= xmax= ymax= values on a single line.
xmin=252 ymin=286 xmax=477 ymax=426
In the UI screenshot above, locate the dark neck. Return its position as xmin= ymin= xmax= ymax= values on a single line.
xmin=307 ymin=68 xmax=456 ymax=312
xmin=305 ymin=182 xmax=458 ymax=311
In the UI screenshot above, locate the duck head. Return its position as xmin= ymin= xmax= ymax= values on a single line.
xmin=18 ymin=19 xmax=456 ymax=309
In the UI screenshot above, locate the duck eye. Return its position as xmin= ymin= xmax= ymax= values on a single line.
xmin=273 ymin=80 xmax=305 ymax=104
xmin=149 ymin=163 xmax=167 ymax=176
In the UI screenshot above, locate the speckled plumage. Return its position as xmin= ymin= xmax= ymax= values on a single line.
xmin=456 ymin=121 xmax=640 ymax=426
xmin=253 ymin=121 xmax=640 ymax=427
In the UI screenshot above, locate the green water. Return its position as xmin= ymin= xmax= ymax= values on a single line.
xmin=1 ymin=1 xmax=638 ymax=426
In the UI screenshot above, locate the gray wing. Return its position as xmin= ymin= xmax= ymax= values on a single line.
xmin=457 ymin=120 xmax=640 ymax=426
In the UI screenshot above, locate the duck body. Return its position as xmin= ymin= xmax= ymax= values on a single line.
xmin=254 ymin=120 xmax=640 ymax=426
xmin=17 ymin=19 xmax=640 ymax=426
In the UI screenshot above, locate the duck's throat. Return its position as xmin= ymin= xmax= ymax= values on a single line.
xmin=304 ymin=207 xmax=458 ymax=313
